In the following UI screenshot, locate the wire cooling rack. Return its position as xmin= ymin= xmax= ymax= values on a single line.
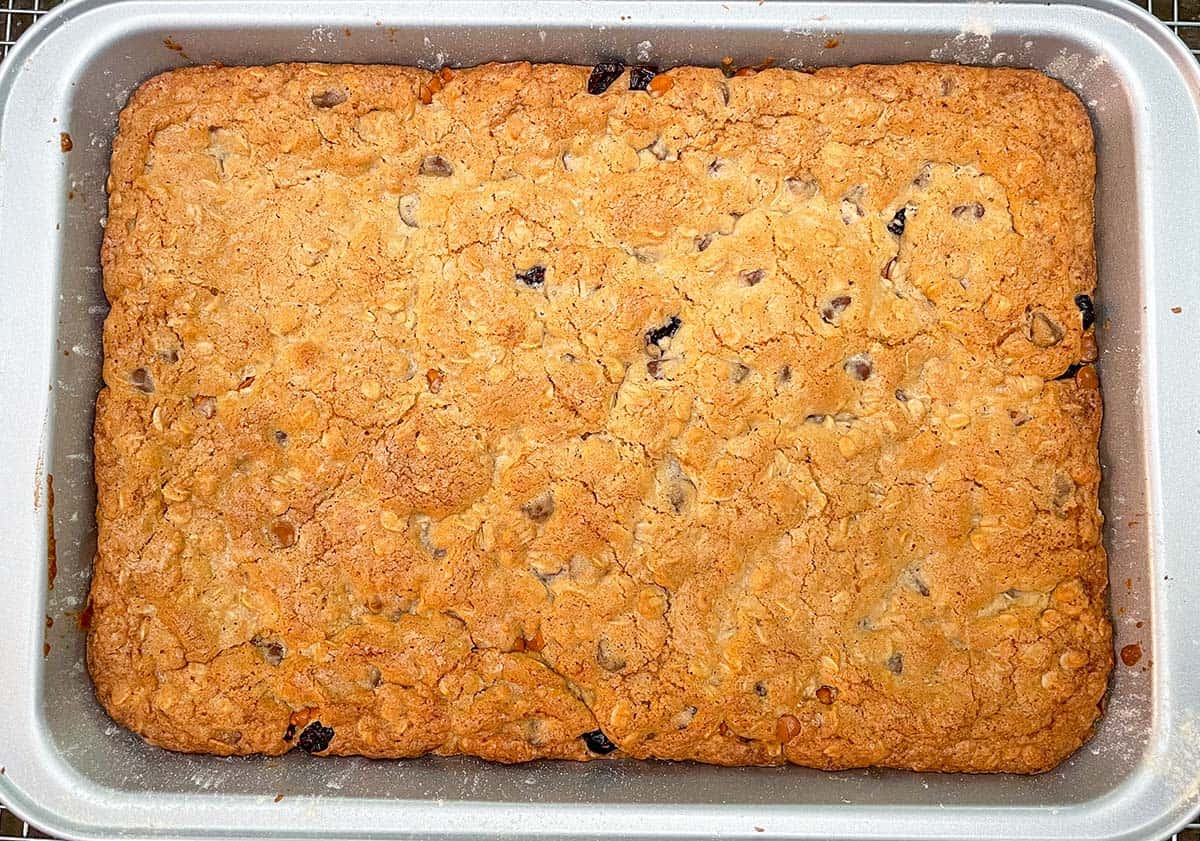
xmin=0 ymin=0 xmax=1199 ymax=838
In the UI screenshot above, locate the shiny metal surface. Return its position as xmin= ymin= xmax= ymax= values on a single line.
xmin=0 ymin=1 xmax=1198 ymax=839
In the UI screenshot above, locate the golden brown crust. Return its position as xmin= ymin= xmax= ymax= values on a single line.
xmin=90 ymin=61 xmax=1108 ymax=771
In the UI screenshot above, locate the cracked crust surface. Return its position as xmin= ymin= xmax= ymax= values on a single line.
xmin=90 ymin=61 xmax=1109 ymax=772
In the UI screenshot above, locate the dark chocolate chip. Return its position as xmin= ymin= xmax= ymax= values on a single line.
xmin=894 ymin=389 xmax=909 ymax=402
xmin=629 ymin=65 xmax=658 ymax=91
xmin=1027 ymin=309 xmax=1065 ymax=348
xmin=1075 ymin=293 xmax=1096 ymax=330
xmin=596 ymin=638 xmax=626 ymax=672
xmin=821 ymin=295 xmax=852 ymax=324
xmin=886 ymin=207 xmax=907 ymax=236
xmin=297 ymin=721 xmax=335 ymax=754
xmin=581 ymin=729 xmax=618 ymax=754
xmin=844 ymin=354 xmax=873 ymax=381
xmin=886 ymin=652 xmax=904 ymax=674
xmin=252 ymin=634 xmax=286 ymax=665
xmin=283 ymin=723 xmax=296 ymax=742
xmin=1055 ymin=363 xmax=1083 ymax=381
xmin=311 ymin=89 xmax=348 ymax=108
xmin=951 ymin=202 xmax=985 ymax=220
xmin=739 ymin=268 xmax=765 ymax=287
xmin=805 ymin=414 xmax=826 ymax=424
xmin=521 ymin=490 xmax=555 ymax=522
xmin=130 ymin=367 xmax=155 ymax=394
xmin=587 ymin=62 xmax=624 ymax=95
xmin=753 ymin=681 xmax=768 ymax=697
xmin=645 ymin=315 xmax=682 ymax=350
xmin=516 ymin=265 xmax=546 ymax=288
xmin=274 ymin=430 xmax=289 ymax=446
xmin=419 ymin=155 xmax=454 ymax=177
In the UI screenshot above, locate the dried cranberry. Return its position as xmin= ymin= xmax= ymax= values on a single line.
xmin=587 ymin=62 xmax=624 ymax=94
xmin=581 ymin=729 xmax=618 ymax=754
xmin=629 ymin=65 xmax=658 ymax=91
xmin=1075 ymin=294 xmax=1096 ymax=330
xmin=298 ymin=721 xmax=334 ymax=753
xmin=886 ymin=207 xmax=907 ymax=236
xmin=515 ymin=265 xmax=546 ymax=288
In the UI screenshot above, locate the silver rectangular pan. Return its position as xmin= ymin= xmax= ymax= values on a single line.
xmin=1 ymin=1 xmax=1198 ymax=838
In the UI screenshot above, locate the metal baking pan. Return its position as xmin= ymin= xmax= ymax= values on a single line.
xmin=1 ymin=0 xmax=1198 ymax=838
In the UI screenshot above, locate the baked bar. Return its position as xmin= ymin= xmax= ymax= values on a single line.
xmin=90 ymin=61 xmax=1109 ymax=772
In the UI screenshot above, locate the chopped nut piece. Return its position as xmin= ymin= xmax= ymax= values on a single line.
xmin=1027 ymin=309 xmax=1065 ymax=348
xmin=398 ymin=194 xmax=420 ymax=227
xmin=647 ymin=74 xmax=674 ymax=95
xmin=193 ymin=395 xmax=216 ymax=418
xmin=775 ymin=714 xmax=802 ymax=742
xmin=426 ymin=369 xmax=444 ymax=393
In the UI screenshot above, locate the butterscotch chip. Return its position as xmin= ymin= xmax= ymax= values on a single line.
xmin=90 ymin=62 xmax=1106 ymax=772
